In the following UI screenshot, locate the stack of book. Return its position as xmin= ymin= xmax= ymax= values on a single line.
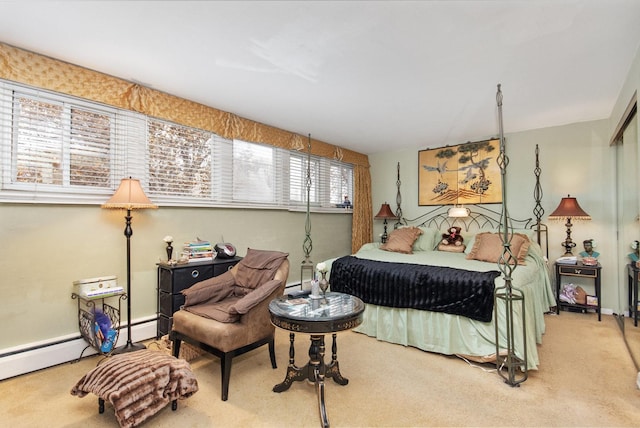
xmin=182 ymin=239 xmax=215 ymax=263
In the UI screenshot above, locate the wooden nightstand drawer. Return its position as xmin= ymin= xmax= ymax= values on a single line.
xmin=558 ymin=265 xmax=598 ymax=277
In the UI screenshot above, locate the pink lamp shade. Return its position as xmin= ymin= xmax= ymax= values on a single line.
xmin=548 ymin=194 xmax=590 ymax=256
xmin=374 ymin=203 xmax=398 ymax=244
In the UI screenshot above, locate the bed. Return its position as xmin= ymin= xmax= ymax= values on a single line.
xmin=324 ymin=87 xmax=554 ymax=374
xmin=326 ymin=215 xmax=555 ymax=370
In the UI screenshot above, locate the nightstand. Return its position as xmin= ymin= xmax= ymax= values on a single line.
xmin=156 ymin=257 xmax=242 ymax=337
xmin=555 ymin=262 xmax=601 ymax=321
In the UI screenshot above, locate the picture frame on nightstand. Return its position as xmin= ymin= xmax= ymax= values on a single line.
xmin=586 ymin=295 xmax=598 ymax=306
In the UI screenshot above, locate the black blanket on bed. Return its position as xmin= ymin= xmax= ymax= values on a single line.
xmin=329 ymin=256 xmax=500 ymax=322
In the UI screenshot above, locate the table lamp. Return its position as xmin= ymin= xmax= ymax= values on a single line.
xmin=548 ymin=194 xmax=591 ymax=257
xmin=374 ymin=202 xmax=398 ymax=243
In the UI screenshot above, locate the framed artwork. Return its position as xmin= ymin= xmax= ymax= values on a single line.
xmin=418 ymin=138 xmax=503 ymax=206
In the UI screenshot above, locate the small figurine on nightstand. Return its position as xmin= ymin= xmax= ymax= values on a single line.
xmin=579 ymin=239 xmax=599 ymax=258
xmin=629 ymin=240 xmax=640 ymax=263
xmin=163 ymin=235 xmax=175 ymax=264
xmin=579 ymin=239 xmax=599 ymax=266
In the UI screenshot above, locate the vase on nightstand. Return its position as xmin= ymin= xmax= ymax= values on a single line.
xmin=319 ymin=272 xmax=329 ymax=297
xmin=166 ymin=242 xmax=173 ymax=261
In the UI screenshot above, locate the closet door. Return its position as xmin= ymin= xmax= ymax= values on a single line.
xmin=616 ymin=113 xmax=639 ymax=312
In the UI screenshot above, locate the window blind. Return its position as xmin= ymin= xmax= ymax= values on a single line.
xmin=0 ymin=81 xmax=148 ymax=203
xmin=0 ymin=79 xmax=353 ymax=211
xmin=147 ymin=118 xmax=213 ymax=199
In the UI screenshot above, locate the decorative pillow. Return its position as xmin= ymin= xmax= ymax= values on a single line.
xmin=465 ymin=232 xmax=530 ymax=265
xmin=463 ymin=228 xmax=495 ymax=254
xmin=412 ymin=227 xmax=439 ymax=251
xmin=380 ymin=227 xmax=422 ymax=254
xmin=437 ymin=242 xmax=465 ymax=253
xmin=498 ymin=227 xmax=537 ymax=240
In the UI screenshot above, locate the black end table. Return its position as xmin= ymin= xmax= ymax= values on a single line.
xmin=269 ymin=292 xmax=365 ymax=428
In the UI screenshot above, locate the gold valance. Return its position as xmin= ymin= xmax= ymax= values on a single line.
xmin=0 ymin=41 xmax=373 ymax=246
xmin=0 ymin=42 xmax=369 ymax=168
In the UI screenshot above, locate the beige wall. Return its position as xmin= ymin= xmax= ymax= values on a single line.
xmin=3 ymin=41 xmax=640 ymax=362
xmin=0 ymin=204 xmax=352 ymax=349
xmin=370 ymin=119 xmax=620 ymax=310
xmin=368 ymin=46 xmax=640 ymax=316
xmin=369 ymin=44 xmax=640 ymax=316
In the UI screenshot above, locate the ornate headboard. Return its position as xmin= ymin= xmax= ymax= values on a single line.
xmin=396 ymin=204 xmax=535 ymax=233
xmin=391 ymin=143 xmax=548 ymax=257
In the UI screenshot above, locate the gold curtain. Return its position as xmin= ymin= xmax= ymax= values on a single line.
xmin=352 ymin=164 xmax=373 ymax=253
xmin=0 ymin=42 xmax=373 ymax=249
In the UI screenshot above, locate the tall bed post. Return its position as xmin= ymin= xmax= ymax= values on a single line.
xmin=394 ymin=162 xmax=403 ymax=229
xmin=300 ymin=134 xmax=314 ymax=289
xmin=533 ymin=144 xmax=548 ymax=259
xmin=494 ymin=84 xmax=528 ymax=386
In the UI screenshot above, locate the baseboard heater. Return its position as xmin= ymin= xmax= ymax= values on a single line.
xmin=0 ymin=317 xmax=157 ymax=381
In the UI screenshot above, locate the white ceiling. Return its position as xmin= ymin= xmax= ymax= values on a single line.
xmin=1 ymin=1 xmax=640 ymax=155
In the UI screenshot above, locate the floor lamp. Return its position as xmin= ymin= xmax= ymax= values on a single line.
xmin=102 ymin=177 xmax=157 ymax=354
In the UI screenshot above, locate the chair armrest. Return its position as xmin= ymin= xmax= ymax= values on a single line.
xmin=182 ymin=271 xmax=235 ymax=307
xmin=230 ymin=279 xmax=281 ymax=315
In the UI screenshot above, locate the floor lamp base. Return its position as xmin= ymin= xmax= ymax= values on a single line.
xmin=112 ymin=341 xmax=146 ymax=355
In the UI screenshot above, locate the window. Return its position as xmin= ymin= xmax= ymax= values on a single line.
xmin=1 ymin=86 xmax=115 ymax=199
xmin=0 ymin=79 xmax=353 ymax=212
xmin=232 ymin=139 xmax=277 ymax=204
xmin=148 ymin=118 xmax=213 ymax=199
xmin=330 ymin=161 xmax=354 ymax=206
xmin=289 ymin=153 xmax=353 ymax=209
xmin=289 ymin=152 xmax=319 ymax=205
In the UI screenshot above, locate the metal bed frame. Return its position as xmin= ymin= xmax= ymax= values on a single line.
xmin=389 ymin=85 xmax=548 ymax=386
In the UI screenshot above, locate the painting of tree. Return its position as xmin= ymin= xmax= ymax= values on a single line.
xmin=418 ymin=138 xmax=502 ymax=206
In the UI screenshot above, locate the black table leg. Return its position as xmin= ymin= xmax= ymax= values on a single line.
xmin=273 ymin=333 xmax=351 ymax=428
xmin=312 ymin=335 xmax=330 ymax=428
xmin=325 ymin=333 xmax=348 ymax=385
xmin=273 ymin=333 xmax=307 ymax=392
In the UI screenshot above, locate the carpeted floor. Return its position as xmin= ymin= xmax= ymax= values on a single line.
xmin=1 ymin=311 xmax=639 ymax=427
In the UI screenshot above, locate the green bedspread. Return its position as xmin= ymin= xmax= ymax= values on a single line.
xmin=326 ymin=241 xmax=556 ymax=370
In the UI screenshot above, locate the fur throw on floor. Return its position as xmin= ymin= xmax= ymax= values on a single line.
xmin=70 ymin=349 xmax=198 ymax=428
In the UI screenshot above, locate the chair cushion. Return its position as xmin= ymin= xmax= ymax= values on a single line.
xmin=182 ymin=271 xmax=235 ymax=307
xmin=234 ymin=249 xmax=289 ymax=290
xmin=184 ymin=296 xmax=242 ymax=323
xmin=230 ymin=279 xmax=281 ymax=315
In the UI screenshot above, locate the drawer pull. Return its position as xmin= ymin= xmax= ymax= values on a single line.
xmin=574 ymin=269 xmax=581 ymax=274
xmin=191 ymin=270 xmax=200 ymax=279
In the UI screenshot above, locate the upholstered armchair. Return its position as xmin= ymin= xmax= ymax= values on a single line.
xmin=170 ymin=249 xmax=289 ymax=401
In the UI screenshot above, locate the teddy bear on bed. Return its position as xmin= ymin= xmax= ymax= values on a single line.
xmin=441 ymin=226 xmax=464 ymax=247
